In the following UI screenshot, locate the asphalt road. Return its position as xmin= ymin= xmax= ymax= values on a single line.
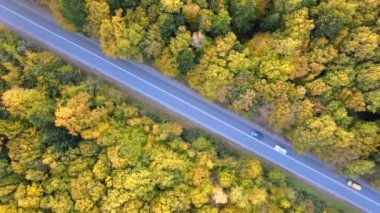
xmin=1 ymin=1 xmax=379 ymax=211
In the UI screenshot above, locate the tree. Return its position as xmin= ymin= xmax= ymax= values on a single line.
xmin=154 ymin=48 xmax=180 ymax=77
xmin=341 ymin=27 xmax=379 ymax=62
xmin=365 ymin=90 xmax=380 ymax=113
xmin=101 ymin=123 xmax=147 ymax=169
xmin=229 ymin=186 xmax=251 ymax=209
xmin=142 ymin=24 xmax=165 ymax=61
xmin=187 ymin=32 xmax=240 ymax=100
xmin=68 ymin=157 xmax=96 ymax=177
xmin=268 ymin=100 xmax=295 ymax=132
xmin=305 ymin=79 xmax=332 ymax=97
xmin=232 ymin=89 xmax=256 ymax=112
xmin=161 ymin=0 xmax=182 ymax=13
xmin=182 ymin=2 xmax=201 ymax=30
xmin=323 ymin=101 xmax=352 ymax=128
xmin=2 ymin=88 xmax=49 ymax=119
xmin=218 ymin=169 xmax=236 ymax=188
xmin=92 ymin=155 xmax=111 ymax=181
xmin=149 ymin=146 xmax=190 ymax=173
xmin=352 ymin=0 xmax=380 ymax=26
xmin=338 ymin=88 xmax=366 ymax=112
xmin=249 ymin=187 xmax=267 ymax=207
xmin=246 ymin=159 xmax=262 ymax=179
xmin=14 ymin=183 xmax=44 ymax=209
xmin=151 ymin=184 xmax=191 ymax=212
xmin=169 ymin=26 xmax=191 ymax=55
xmin=260 ymin=12 xmax=281 ymax=31
xmin=155 ymin=26 xmax=193 ymax=77
xmin=59 ymin=0 xmax=87 ymax=29
xmin=41 ymin=127 xmax=76 ymax=152
xmin=259 ymin=53 xmax=296 ymax=81
xmin=40 ymin=191 xmax=74 ymax=213
xmin=21 ymin=51 xmax=84 ymax=97
xmin=357 ymin=63 xmax=380 ymax=92
xmin=247 ymin=32 xmax=272 ymax=57
xmin=99 ymin=8 xmax=146 ymax=59
xmin=157 ymin=13 xmax=185 ymax=42
xmin=84 ymin=0 xmax=110 ymax=38
xmin=198 ymin=9 xmax=214 ymax=32
xmin=341 ymin=160 xmax=375 ymax=177
xmin=55 ymin=92 xmax=110 ymax=139
xmin=228 ymin=0 xmax=256 ymax=35
xmin=190 ymin=182 xmax=212 ymax=207
xmin=211 ymin=9 xmax=231 ymax=36
xmin=188 ymin=63 xmax=233 ymax=100
xmin=311 ymin=0 xmax=358 ymax=40
xmin=112 ymin=169 xmax=156 ymax=199
xmin=287 ymin=116 xmax=338 ymax=153
xmin=79 ymin=141 xmax=100 ymax=157
xmin=177 ymin=48 xmax=195 ymax=74
xmin=283 ymin=8 xmax=314 ymax=45
xmin=99 ymin=12 xmax=118 ymax=57
xmin=352 ymin=121 xmax=380 ymax=157
xmin=7 ymin=128 xmax=42 ymax=175
xmin=324 ymin=66 xmax=354 ymax=88
xmin=70 ymin=171 xmax=105 ymax=212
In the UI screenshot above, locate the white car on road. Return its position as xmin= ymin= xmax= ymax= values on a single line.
xmin=347 ymin=179 xmax=362 ymax=191
xmin=274 ymin=145 xmax=287 ymax=155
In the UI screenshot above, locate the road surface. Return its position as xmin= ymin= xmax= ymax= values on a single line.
xmin=0 ymin=1 xmax=379 ymax=211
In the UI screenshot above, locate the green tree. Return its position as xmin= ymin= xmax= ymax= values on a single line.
xmin=177 ymin=48 xmax=195 ymax=74
xmin=228 ymin=0 xmax=256 ymax=34
xmin=311 ymin=0 xmax=358 ymax=40
xmin=211 ymin=9 xmax=231 ymax=36
xmin=59 ymin=0 xmax=87 ymax=29
xmin=157 ymin=13 xmax=185 ymax=42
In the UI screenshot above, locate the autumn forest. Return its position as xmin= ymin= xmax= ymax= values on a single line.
xmin=45 ymin=0 xmax=379 ymax=181
xmin=0 ymin=0 xmax=379 ymax=212
xmin=1 ymin=25 xmax=349 ymax=212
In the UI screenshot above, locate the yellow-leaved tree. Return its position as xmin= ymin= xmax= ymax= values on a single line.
xmin=55 ymin=92 xmax=110 ymax=139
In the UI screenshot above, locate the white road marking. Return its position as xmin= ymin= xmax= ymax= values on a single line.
xmin=0 ymin=3 xmax=379 ymax=210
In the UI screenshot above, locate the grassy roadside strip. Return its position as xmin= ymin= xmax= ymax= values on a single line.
xmin=286 ymin=176 xmax=360 ymax=213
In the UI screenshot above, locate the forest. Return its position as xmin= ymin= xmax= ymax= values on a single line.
xmin=39 ymin=0 xmax=380 ymax=185
xmin=0 ymin=26 xmax=349 ymax=212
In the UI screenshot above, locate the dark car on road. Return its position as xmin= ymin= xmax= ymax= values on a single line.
xmin=250 ymin=130 xmax=263 ymax=139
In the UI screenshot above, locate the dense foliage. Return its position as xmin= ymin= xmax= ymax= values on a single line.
xmin=0 ymin=26 xmax=345 ymax=212
xmin=44 ymin=0 xmax=380 ymax=180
